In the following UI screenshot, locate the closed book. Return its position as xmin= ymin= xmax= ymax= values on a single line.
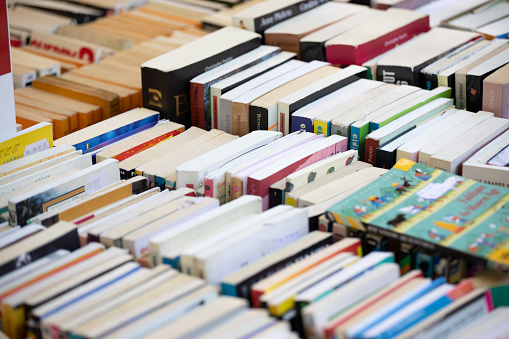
xmin=278 ymin=65 xmax=366 ymax=136
xmin=482 ymin=63 xmax=509 ymax=118
xmin=269 ymin=178 xmax=286 ymax=208
xmin=0 ymin=122 xmax=53 ymax=166
xmin=376 ymin=27 xmax=481 ymax=86
xmin=232 ymin=0 xmax=330 ymax=34
xmin=141 ymin=26 xmax=261 ymax=127
xmin=53 ymin=108 xmax=159 ymax=156
xmin=467 ymin=48 xmax=509 ymax=112
xmin=224 ymin=59 xmax=304 ymax=136
xmin=292 ymin=79 xmax=383 ymax=134
xmin=441 ymin=1 xmax=509 ymax=32
xmin=250 ymin=64 xmax=337 ymax=134
xmin=190 ymin=45 xmax=280 ymax=130
xmin=8 ymin=158 xmax=120 ymax=226
xmin=0 ymin=221 xmax=79 ymax=277
xmin=300 ymin=8 xmax=376 ymax=62
xmin=263 ymin=2 xmax=364 ymax=58
xmin=477 ymin=16 xmax=509 ymax=39
xmin=325 ymin=8 xmax=429 ymax=66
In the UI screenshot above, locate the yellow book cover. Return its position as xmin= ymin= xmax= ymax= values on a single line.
xmin=0 ymin=123 xmax=53 ymax=165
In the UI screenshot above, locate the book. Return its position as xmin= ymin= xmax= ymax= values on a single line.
xmin=325 ymin=8 xmax=430 ymax=66
xmin=462 ymin=129 xmax=509 ymax=188
xmin=376 ymin=27 xmax=482 ymax=86
xmin=32 ymin=176 xmax=148 ymax=226
xmin=232 ymin=60 xmax=325 ymax=135
xmin=263 ymin=2 xmax=365 ymax=58
xmin=149 ymin=195 xmax=262 ymax=266
xmin=441 ymin=1 xmax=509 ymax=32
xmin=141 ymin=26 xmax=261 ymax=127
xmin=176 ymin=130 xmax=281 ymax=190
xmin=0 ymin=144 xmax=75 ymax=178
xmin=15 ymin=104 xmax=70 ymax=140
xmin=278 ymin=65 xmax=367 ymax=136
xmin=429 ymin=117 xmax=509 ymax=174
xmin=189 ymin=45 xmax=280 ymax=130
xmin=376 ymin=108 xmax=457 ymax=169
xmin=95 ymin=121 xmax=184 ymax=163
xmin=53 ymin=108 xmax=159 ymax=156
xmin=249 ymin=64 xmax=337 ymax=134
xmin=8 ymin=158 xmax=120 ymax=226
xmin=413 ymin=0 xmax=490 ymax=27
xmin=221 ymin=231 xmax=333 ymax=301
xmin=12 ymin=65 xmax=36 ymax=89
xmin=418 ymin=111 xmax=494 ymax=167
xmin=477 ymin=16 xmax=509 ymax=39
xmin=118 ymin=127 xmax=208 ymax=179
xmin=364 ymin=96 xmax=454 ymax=166
xmin=15 ymin=87 xmax=101 ymax=129
xmin=292 ymin=79 xmax=383 ymax=135
xmin=211 ymin=51 xmax=296 ymax=133
xmin=247 ymin=135 xmax=347 ymax=209
xmin=0 ymin=221 xmax=79 ymax=277
xmin=10 ymin=47 xmax=61 ymax=78
xmin=221 ymin=59 xmax=304 ymax=136
xmin=55 ymin=24 xmax=135 ymax=51
xmin=482 ymin=62 xmax=509 ymax=118
xmin=231 ymin=0 xmax=331 ymax=34
xmin=0 ymin=122 xmax=53 ymax=165
xmin=466 ymin=48 xmax=509 ymax=112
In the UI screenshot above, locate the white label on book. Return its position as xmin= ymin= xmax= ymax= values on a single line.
xmin=23 ymin=139 xmax=50 ymax=157
xmin=85 ymin=170 xmax=110 ymax=195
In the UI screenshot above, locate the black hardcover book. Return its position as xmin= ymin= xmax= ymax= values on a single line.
xmin=233 ymin=235 xmax=333 ymax=304
xmin=300 ymin=41 xmax=327 ymax=62
xmin=0 ymin=224 xmax=80 ymax=277
xmin=249 ymin=105 xmax=270 ymax=131
xmin=269 ymin=180 xmax=286 ymax=208
xmin=141 ymin=27 xmax=261 ymax=128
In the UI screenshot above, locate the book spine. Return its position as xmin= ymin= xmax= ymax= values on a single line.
xmin=350 ymin=123 xmax=369 ymax=160
xmin=300 ymin=41 xmax=326 ymax=62
xmin=466 ymin=74 xmax=483 ymax=112
xmin=278 ymin=102 xmax=290 ymax=136
xmin=326 ymin=17 xmax=429 ymax=66
xmin=230 ymin=176 xmax=244 ymax=201
xmin=292 ymin=115 xmax=312 ymax=134
xmin=269 ymin=185 xmax=284 ymax=208
xmin=377 ymin=65 xmax=414 ymax=86
xmin=421 ymin=71 xmax=438 ymax=91
xmin=455 ymin=72 xmax=468 ymax=110
xmin=190 ymin=82 xmax=206 ymax=129
xmin=310 ymin=119 xmax=330 ymax=137
xmin=212 ymin=91 xmax=220 ymax=130
xmin=482 ymin=81 xmax=503 ymax=118
xmin=376 ymin=147 xmax=397 ymax=169
xmin=462 ymin=163 xmax=509 ymax=188
xmin=204 ymin=177 xmax=214 ymax=198
xmin=111 ymin=128 xmax=183 ymax=162
xmin=249 ymin=105 xmax=269 ymax=132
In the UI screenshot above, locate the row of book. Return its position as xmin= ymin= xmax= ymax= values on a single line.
xmin=1 ymin=173 xmax=509 ymax=338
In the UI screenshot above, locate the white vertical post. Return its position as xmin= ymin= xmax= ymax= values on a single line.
xmin=0 ymin=0 xmax=16 ymax=139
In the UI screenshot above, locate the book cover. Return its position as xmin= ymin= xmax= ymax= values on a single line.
xmin=141 ymin=27 xmax=261 ymax=127
xmin=0 ymin=123 xmax=53 ymax=165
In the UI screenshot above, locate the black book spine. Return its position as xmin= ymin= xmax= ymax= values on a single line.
xmin=249 ymin=105 xmax=269 ymax=132
xmin=236 ymin=235 xmax=333 ymax=304
xmin=269 ymin=186 xmax=284 ymax=208
xmin=142 ymin=38 xmax=261 ymax=128
xmin=376 ymin=147 xmax=397 ymax=170
xmin=466 ymin=74 xmax=482 ymax=112
xmin=421 ymin=71 xmax=438 ymax=91
xmin=300 ymin=41 xmax=326 ymax=62
xmin=131 ymin=177 xmax=148 ymax=194
xmin=377 ymin=65 xmax=415 ymax=86
xmin=446 ymin=73 xmax=456 ymax=99
xmin=0 ymin=228 xmax=80 ymax=276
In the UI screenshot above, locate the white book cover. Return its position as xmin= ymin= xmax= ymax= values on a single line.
xmin=176 ymin=130 xmax=282 ymax=190
xmin=430 ymin=117 xmax=509 ymax=173
xmin=285 ymin=150 xmax=358 ymax=195
xmin=302 ymin=263 xmax=400 ymax=338
xmin=0 ymin=224 xmax=45 ymax=249
xmin=418 ymin=111 xmax=494 ymax=166
xmin=196 ymin=206 xmax=308 ymax=285
xmin=123 ymin=197 xmax=220 ymax=259
xmin=211 ymin=51 xmax=296 ymax=132
xmin=278 ymin=65 xmax=366 ymax=136
xmin=0 ymin=154 xmax=92 ymax=196
xmin=220 ymin=60 xmax=305 ymax=134
xmin=8 ymin=158 xmax=120 ymax=226
xmin=149 ymin=195 xmax=262 ymax=266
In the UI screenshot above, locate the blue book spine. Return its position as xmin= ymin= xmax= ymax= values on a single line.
xmin=162 ymin=256 xmax=180 ymax=270
xmin=221 ymin=282 xmax=238 ymax=297
xmin=291 ymin=115 xmax=312 ymax=133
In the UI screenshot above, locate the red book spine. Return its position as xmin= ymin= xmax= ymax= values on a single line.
xmin=213 ymin=94 xmax=219 ymax=129
xmin=112 ymin=128 xmax=183 ymax=161
xmin=326 ymin=16 xmax=430 ymax=66
xmin=204 ymin=177 xmax=214 ymax=198
xmin=364 ymin=137 xmax=380 ymax=166
xmin=190 ymin=82 xmax=205 ymax=129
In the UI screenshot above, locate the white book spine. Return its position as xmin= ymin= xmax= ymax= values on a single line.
xmin=218 ymin=95 xmax=233 ymax=134
xmin=462 ymin=163 xmax=509 ymax=188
